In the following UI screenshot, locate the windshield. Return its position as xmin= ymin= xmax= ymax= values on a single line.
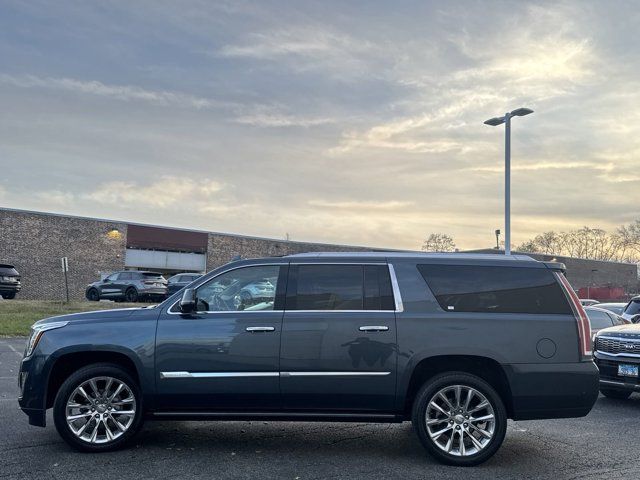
xmin=624 ymin=300 xmax=640 ymax=316
xmin=0 ymin=266 xmax=19 ymax=276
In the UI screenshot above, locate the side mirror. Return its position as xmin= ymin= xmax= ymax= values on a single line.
xmin=632 ymin=314 xmax=640 ymax=324
xmin=103 ymin=278 xmax=110 ymax=283
xmin=179 ymin=288 xmax=197 ymax=314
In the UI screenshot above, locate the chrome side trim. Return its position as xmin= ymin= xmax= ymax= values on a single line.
xmin=246 ymin=326 xmax=275 ymax=332
xmin=280 ymin=371 xmax=390 ymax=377
xmin=160 ymin=371 xmax=279 ymax=379
xmin=160 ymin=371 xmax=391 ymax=379
xmin=388 ymin=263 xmax=404 ymax=313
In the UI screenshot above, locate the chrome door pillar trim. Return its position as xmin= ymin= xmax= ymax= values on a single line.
xmin=387 ymin=263 xmax=404 ymax=312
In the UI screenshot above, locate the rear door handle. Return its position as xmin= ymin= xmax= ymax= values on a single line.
xmin=246 ymin=326 xmax=275 ymax=333
xmin=359 ymin=325 xmax=389 ymax=332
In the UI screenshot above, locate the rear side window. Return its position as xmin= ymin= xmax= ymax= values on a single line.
xmin=417 ymin=264 xmax=572 ymax=314
xmin=288 ymin=264 xmax=394 ymax=311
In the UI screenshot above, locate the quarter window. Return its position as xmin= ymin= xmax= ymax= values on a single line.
xmin=418 ymin=264 xmax=572 ymax=315
xmin=194 ymin=265 xmax=280 ymax=312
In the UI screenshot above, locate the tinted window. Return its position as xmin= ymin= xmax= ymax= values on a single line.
xmin=418 ymin=264 xmax=572 ymax=314
xmin=142 ymin=272 xmax=163 ymax=279
xmin=624 ymin=300 xmax=640 ymax=316
xmin=105 ymin=273 xmax=119 ymax=282
xmin=294 ymin=265 xmax=363 ymax=310
xmin=364 ymin=265 xmax=395 ymax=310
xmin=195 ymin=265 xmax=280 ymax=312
xmin=118 ymin=272 xmax=133 ymax=281
xmin=289 ymin=264 xmax=394 ymax=311
xmin=0 ymin=266 xmax=18 ymax=276
xmin=586 ymin=309 xmax=613 ymax=329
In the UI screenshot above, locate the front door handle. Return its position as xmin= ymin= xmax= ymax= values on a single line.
xmin=246 ymin=326 xmax=275 ymax=333
xmin=359 ymin=325 xmax=389 ymax=332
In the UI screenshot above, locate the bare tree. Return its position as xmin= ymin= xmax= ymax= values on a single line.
xmin=422 ymin=233 xmax=456 ymax=252
xmin=517 ymin=222 xmax=640 ymax=263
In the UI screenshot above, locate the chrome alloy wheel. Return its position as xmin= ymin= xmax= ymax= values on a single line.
xmin=425 ymin=384 xmax=496 ymax=457
xmin=65 ymin=376 xmax=136 ymax=444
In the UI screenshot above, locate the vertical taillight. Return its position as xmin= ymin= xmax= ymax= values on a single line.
xmin=555 ymin=272 xmax=592 ymax=359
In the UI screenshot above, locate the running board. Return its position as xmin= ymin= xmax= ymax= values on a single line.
xmin=148 ymin=411 xmax=404 ymax=423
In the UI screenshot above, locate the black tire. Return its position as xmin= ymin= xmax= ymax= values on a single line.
xmin=411 ymin=372 xmax=507 ymax=466
xmin=53 ymin=363 xmax=144 ymax=452
xmin=600 ymin=388 xmax=632 ymax=400
xmin=86 ymin=289 xmax=100 ymax=301
xmin=3 ymin=292 xmax=16 ymax=299
xmin=124 ymin=288 xmax=138 ymax=303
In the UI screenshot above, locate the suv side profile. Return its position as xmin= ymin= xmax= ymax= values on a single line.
xmin=166 ymin=273 xmax=202 ymax=296
xmin=85 ymin=271 xmax=167 ymax=303
xmin=19 ymin=253 xmax=598 ymax=466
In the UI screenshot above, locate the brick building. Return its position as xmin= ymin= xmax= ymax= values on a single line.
xmin=0 ymin=208 xmax=374 ymax=300
xmin=1 ymin=208 xmax=637 ymax=301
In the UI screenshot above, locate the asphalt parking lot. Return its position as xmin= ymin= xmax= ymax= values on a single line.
xmin=1 ymin=337 xmax=639 ymax=480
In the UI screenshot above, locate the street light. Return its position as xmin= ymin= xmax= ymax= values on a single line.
xmin=484 ymin=107 xmax=533 ymax=255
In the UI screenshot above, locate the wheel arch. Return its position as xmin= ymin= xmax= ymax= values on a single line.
xmin=45 ymin=348 xmax=144 ymax=409
xmin=400 ymin=354 xmax=513 ymax=419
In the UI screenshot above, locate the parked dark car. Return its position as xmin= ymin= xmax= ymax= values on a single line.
xmin=595 ymin=302 xmax=627 ymax=316
xmin=85 ymin=271 xmax=167 ymax=303
xmin=594 ymin=323 xmax=640 ymax=399
xmin=0 ymin=264 xmax=21 ymax=299
xmin=19 ymin=253 xmax=598 ymax=466
xmin=166 ymin=273 xmax=202 ymax=296
xmin=585 ymin=306 xmax=629 ymax=336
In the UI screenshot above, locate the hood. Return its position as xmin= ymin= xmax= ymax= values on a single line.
xmin=596 ymin=323 xmax=640 ymax=336
xmin=33 ymin=307 xmax=146 ymax=327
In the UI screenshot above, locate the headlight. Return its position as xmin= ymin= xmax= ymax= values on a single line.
xmin=25 ymin=321 xmax=69 ymax=357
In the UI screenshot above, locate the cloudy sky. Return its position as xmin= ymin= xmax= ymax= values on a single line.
xmin=1 ymin=1 xmax=639 ymax=250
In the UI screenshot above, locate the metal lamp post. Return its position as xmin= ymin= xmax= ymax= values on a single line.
xmin=484 ymin=107 xmax=533 ymax=255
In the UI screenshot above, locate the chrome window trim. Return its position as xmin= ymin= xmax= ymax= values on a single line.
xmin=167 ymin=261 xmax=404 ymax=315
xmin=388 ymin=263 xmax=404 ymax=313
xmin=160 ymin=371 xmax=391 ymax=379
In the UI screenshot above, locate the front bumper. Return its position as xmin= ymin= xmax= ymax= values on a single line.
xmin=18 ymin=352 xmax=49 ymax=427
xmin=0 ymin=281 xmax=21 ymax=293
xmin=595 ymin=352 xmax=640 ymax=392
xmin=503 ymin=361 xmax=599 ymax=420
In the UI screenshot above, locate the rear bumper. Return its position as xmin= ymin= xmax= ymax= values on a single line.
xmin=504 ymin=361 xmax=599 ymax=420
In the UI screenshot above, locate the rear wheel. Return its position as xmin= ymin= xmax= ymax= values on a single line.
xmin=600 ymin=388 xmax=632 ymax=400
xmin=53 ymin=363 xmax=143 ymax=452
xmin=412 ymin=372 xmax=507 ymax=466
xmin=86 ymin=289 xmax=100 ymax=301
xmin=124 ymin=288 xmax=138 ymax=303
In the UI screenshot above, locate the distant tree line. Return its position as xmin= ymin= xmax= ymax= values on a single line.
xmin=422 ymin=220 xmax=640 ymax=263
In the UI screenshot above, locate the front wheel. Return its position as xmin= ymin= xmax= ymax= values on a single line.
xmin=86 ymin=289 xmax=100 ymax=301
xmin=412 ymin=372 xmax=507 ymax=466
xmin=600 ymin=388 xmax=632 ymax=400
xmin=53 ymin=363 xmax=144 ymax=452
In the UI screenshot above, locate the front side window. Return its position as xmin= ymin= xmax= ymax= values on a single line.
xmin=105 ymin=273 xmax=119 ymax=282
xmin=118 ymin=272 xmax=133 ymax=281
xmin=194 ymin=265 xmax=280 ymax=312
xmin=418 ymin=264 xmax=572 ymax=315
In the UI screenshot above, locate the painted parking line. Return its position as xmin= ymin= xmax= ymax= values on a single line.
xmin=0 ymin=340 xmax=23 ymax=357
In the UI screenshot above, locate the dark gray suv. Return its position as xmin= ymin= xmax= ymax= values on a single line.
xmin=85 ymin=271 xmax=167 ymax=303
xmin=18 ymin=253 xmax=598 ymax=466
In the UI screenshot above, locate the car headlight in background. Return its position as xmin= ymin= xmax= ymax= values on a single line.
xmin=25 ymin=321 xmax=69 ymax=357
